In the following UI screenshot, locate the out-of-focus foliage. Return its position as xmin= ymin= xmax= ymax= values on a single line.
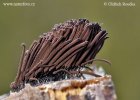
xmin=0 ymin=0 xmax=139 ymax=100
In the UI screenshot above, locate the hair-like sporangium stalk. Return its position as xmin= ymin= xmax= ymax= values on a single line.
xmin=10 ymin=19 xmax=108 ymax=91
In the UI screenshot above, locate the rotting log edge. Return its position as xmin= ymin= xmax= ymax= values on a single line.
xmin=5 ymin=75 xmax=117 ymax=100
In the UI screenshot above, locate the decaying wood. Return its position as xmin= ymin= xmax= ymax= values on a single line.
xmin=4 ymin=75 xmax=117 ymax=100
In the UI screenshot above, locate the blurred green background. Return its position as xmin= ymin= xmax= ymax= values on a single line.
xmin=0 ymin=0 xmax=139 ymax=99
